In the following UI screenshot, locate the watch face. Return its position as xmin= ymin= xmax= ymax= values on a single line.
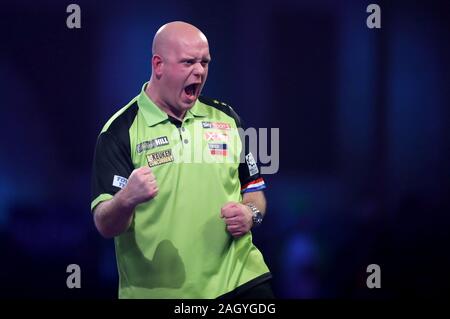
xmin=253 ymin=212 xmax=263 ymax=225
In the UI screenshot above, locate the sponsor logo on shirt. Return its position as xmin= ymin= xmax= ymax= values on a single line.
xmin=202 ymin=121 xmax=231 ymax=130
xmin=137 ymin=136 xmax=169 ymax=154
xmin=245 ymin=153 xmax=259 ymax=176
xmin=112 ymin=175 xmax=128 ymax=189
xmin=204 ymin=131 xmax=229 ymax=142
xmin=208 ymin=143 xmax=227 ymax=156
xmin=146 ymin=149 xmax=174 ymax=167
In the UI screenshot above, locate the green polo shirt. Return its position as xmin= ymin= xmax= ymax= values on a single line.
xmin=91 ymin=83 xmax=269 ymax=298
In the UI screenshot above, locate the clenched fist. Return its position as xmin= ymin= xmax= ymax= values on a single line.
xmin=221 ymin=202 xmax=253 ymax=238
xmin=122 ymin=166 xmax=158 ymax=208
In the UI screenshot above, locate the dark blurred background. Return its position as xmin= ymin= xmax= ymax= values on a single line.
xmin=1 ymin=0 xmax=449 ymax=298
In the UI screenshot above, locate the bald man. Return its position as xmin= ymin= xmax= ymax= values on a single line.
xmin=91 ymin=21 xmax=273 ymax=299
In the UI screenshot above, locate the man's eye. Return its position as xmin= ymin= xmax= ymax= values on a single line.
xmin=184 ymin=60 xmax=194 ymax=65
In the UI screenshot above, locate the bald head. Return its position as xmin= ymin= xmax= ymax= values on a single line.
xmin=152 ymin=21 xmax=208 ymax=57
xmin=147 ymin=21 xmax=210 ymax=120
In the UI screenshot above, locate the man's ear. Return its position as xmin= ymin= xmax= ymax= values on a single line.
xmin=152 ymin=55 xmax=163 ymax=78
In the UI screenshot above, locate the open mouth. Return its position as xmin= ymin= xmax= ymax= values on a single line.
xmin=184 ymin=83 xmax=200 ymax=99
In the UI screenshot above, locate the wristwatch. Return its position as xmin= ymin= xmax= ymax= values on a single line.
xmin=246 ymin=203 xmax=263 ymax=227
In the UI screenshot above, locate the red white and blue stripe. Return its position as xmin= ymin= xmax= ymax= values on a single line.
xmin=241 ymin=177 xmax=266 ymax=193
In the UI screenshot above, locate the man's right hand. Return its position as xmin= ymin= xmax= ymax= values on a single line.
xmin=121 ymin=166 xmax=158 ymax=208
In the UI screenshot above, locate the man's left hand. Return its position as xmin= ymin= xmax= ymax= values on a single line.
xmin=221 ymin=202 xmax=253 ymax=238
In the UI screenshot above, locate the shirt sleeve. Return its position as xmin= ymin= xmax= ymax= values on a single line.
xmin=238 ymin=151 xmax=267 ymax=194
xmin=90 ymin=131 xmax=134 ymax=211
xmin=234 ymin=114 xmax=267 ymax=194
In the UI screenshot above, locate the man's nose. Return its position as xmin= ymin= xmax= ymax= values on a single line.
xmin=193 ymin=62 xmax=206 ymax=76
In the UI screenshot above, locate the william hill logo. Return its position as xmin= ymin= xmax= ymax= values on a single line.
xmin=137 ymin=136 xmax=169 ymax=154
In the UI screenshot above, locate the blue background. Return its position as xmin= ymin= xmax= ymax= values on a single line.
xmin=1 ymin=0 xmax=449 ymax=298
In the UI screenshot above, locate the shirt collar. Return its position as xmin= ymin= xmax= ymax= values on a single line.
xmin=138 ymin=82 xmax=208 ymax=127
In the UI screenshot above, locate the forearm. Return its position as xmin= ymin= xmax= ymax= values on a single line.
xmin=93 ymin=190 xmax=135 ymax=238
xmin=242 ymin=191 xmax=267 ymax=217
